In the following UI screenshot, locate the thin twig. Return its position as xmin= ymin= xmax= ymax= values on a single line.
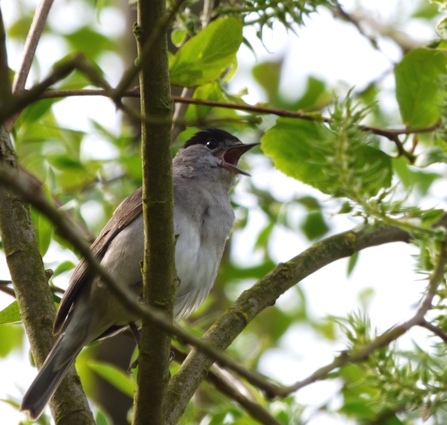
xmin=36 ymin=88 xmax=442 ymax=143
xmin=0 ymin=280 xmax=15 ymax=297
xmin=332 ymin=2 xmax=383 ymax=57
xmin=172 ymin=86 xmax=196 ymax=141
xmin=6 ymin=0 xmax=54 ymax=131
xmin=274 ymin=232 xmax=447 ymax=397
xmin=112 ymin=0 xmax=188 ymax=101
xmin=172 ymin=347 xmax=284 ymax=425
xmin=12 ymin=0 xmax=54 ymax=94
xmin=419 ymin=319 xmax=447 ymax=344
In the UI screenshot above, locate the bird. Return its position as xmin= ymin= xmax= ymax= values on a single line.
xmin=20 ymin=128 xmax=258 ymax=420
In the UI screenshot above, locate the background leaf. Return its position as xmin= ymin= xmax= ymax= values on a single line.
xmin=261 ymin=118 xmax=392 ymax=197
xmin=0 ymin=302 xmax=21 ymax=325
xmin=88 ymin=361 xmax=135 ymax=398
xmin=170 ymin=18 xmax=243 ymax=87
xmin=395 ymin=48 xmax=447 ymax=128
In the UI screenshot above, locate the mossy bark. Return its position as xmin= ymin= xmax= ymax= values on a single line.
xmin=133 ymin=0 xmax=175 ymax=424
xmin=0 ymin=6 xmax=93 ymax=425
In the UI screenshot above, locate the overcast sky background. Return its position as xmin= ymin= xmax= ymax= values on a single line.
xmin=0 ymin=0 xmax=443 ymax=423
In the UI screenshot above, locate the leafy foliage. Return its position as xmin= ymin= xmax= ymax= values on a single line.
xmin=217 ymin=0 xmax=336 ymax=39
xmin=262 ymin=98 xmax=392 ymax=199
xmin=170 ymin=17 xmax=243 ymax=87
xmin=395 ymin=48 xmax=447 ymax=128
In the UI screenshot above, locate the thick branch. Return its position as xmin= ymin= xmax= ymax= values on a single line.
xmin=275 ymin=228 xmax=447 ymax=397
xmin=0 ymin=8 xmax=93 ymax=423
xmin=164 ymin=226 xmax=411 ymax=424
xmin=133 ymin=0 xmax=176 ymax=423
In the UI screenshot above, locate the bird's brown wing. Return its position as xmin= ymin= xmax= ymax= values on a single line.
xmin=53 ymin=188 xmax=143 ymax=334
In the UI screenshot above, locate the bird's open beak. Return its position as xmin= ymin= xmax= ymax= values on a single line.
xmin=222 ymin=142 xmax=260 ymax=176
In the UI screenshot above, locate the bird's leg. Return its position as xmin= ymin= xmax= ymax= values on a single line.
xmin=129 ymin=321 xmax=141 ymax=345
xmin=128 ymin=322 xmax=140 ymax=372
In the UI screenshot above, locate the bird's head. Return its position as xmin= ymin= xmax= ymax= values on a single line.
xmin=178 ymin=128 xmax=259 ymax=178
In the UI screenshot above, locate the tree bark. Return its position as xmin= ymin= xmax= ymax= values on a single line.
xmin=0 ymin=6 xmax=94 ymax=425
xmin=133 ymin=0 xmax=175 ymax=424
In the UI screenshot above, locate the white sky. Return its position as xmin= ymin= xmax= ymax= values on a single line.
xmin=0 ymin=0 xmax=444 ymax=424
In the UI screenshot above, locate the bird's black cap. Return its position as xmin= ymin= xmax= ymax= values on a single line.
xmin=182 ymin=128 xmax=241 ymax=149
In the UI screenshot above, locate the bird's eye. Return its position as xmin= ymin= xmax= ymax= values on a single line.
xmin=206 ymin=140 xmax=218 ymax=150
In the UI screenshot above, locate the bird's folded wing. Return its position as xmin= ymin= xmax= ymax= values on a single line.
xmin=53 ymin=188 xmax=143 ymax=334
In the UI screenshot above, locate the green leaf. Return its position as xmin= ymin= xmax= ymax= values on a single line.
xmin=395 ymin=48 xmax=447 ymax=128
xmin=170 ymin=18 xmax=243 ymax=87
xmin=432 ymin=0 xmax=447 ymax=11
xmin=95 ymin=408 xmax=113 ymax=425
xmin=254 ymin=222 xmax=274 ymax=249
xmin=261 ymin=118 xmax=335 ymax=193
xmin=292 ymin=76 xmax=327 ymax=111
xmin=185 ymin=82 xmax=244 ymax=125
xmin=355 ymin=145 xmax=393 ymax=196
xmin=393 ymin=157 xmax=440 ymax=195
xmin=252 ymin=59 xmax=282 ymax=103
xmin=347 ymin=252 xmax=359 ymax=276
xmin=421 ymin=208 xmax=445 ymax=226
xmin=7 ymin=16 xmax=33 ymax=40
xmin=88 ymin=361 xmax=135 ymax=397
xmin=171 ymin=28 xmax=187 ymax=47
xmin=64 ymin=27 xmax=117 ymax=60
xmin=412 ymin=1 xmax=439 ymax=19
xmin=48 ymin=155 xmax=85 ymax=171
xmin=57 ymin=71 xmax=92 ymax=90
xmin=300 ymin=211 xmax=329 ymax=240
xmin=19 ymin=99 xmax=57 ymax=126
xmin=0 ymin=301 xmax=21 ymax=325
xmin=261 ymin=118 xmax=392 ymax=197
xmin=296 ymin=196 xmax=321 ymax=211
xmin=52 ymin=260 xmax=76 ymax=278
xmin=0 ymin=324 xmax=23 ymax=357
xmin=31 ymin=205 xmax=53 ymax=257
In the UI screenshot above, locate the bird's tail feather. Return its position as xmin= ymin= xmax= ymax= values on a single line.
xmin=20 ymin=332 xmax=82 ymax=420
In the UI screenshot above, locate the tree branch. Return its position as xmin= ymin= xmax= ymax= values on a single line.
xmin=6 ymin=0 xmax=55 ymax=130
xmin=0 ymin=279 xmax=15 ymax=297
xmin=172 ymin=347 xmax=284 ymax=425
xmin=36 ymin=88 xmax=441 ymax=144
xmin=164 ymin=226 xmax=411 ymax=424
xmin=274 ymin=230 xmax=447 ymax=397
xmin=133 ymin=0 xmax=176 ymax=423
xmin=172 ymin=87 xmax=196 ymax=140
xmin=111 ymin=0 xmax=188 ymax=102
xmin=0 ymin=7 xmax=94 ymax=424
xmin=419 ymin=320 xmax=447 ymax=344
xmin=12 ymin=0 xmax=54 ymax=94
